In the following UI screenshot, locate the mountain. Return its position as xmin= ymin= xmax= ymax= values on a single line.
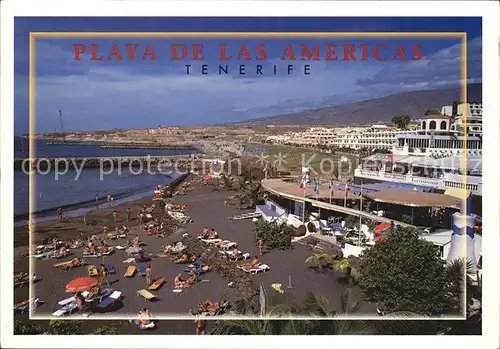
xmin=235 ymin=84 xmax=482 ymax=125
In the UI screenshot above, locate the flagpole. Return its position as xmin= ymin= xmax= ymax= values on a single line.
xmin=358 ymin=179 xmax=363 ymax=247
xmin=344 ymin=181 xmax=347 ymax=208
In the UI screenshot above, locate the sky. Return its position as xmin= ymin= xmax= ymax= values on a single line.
xmin=14 ymin=17 xmax=482 ymax=133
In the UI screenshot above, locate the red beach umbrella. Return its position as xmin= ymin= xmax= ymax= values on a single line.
xmin=373 ymin=222 xmax=391 ymax=235
xmin=203 ymin=175 xmax=212 ymax=181
xmin=65 ymin=277 xmax=99 ymax=293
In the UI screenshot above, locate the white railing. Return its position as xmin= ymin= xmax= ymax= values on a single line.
xmin=354 ymin=169 xmax=482 ymax=196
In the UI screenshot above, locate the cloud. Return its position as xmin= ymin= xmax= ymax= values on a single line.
xmin=18 ymin=37 xmax=482 ymax=132
xmin=355 ymin=36 xmax=481 ymax=89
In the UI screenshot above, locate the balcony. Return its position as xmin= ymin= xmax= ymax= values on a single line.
xmin=354 ymin=169 xmax=481 ymax=196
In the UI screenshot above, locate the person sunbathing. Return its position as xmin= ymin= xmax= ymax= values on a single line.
xmin=59 ymin=246 xmax=68 ymax=257
xmin=174 ymin=254 xmax=190 ymax=264
xmin=174 ymin=273 xmax=184 ymax=288
xmin=132 ymin=236 xmax=139 ymax=248
xmin=189 ymin=255 xmax=198 ymax=263
xmin=186 ymin=272 xmax=198 ymax=286
xmin=138 ymin=308 xmax=152 ymax=326
xmin=240 ymin=256 xmax=260 ymax=269
xmin=209 ymin=229 xmax=219 ymax=239
xmin=201 ymin=227 xmax=210 ymax=239
xmin=250 ymin=256 xmax=260 ymax=267
xmin=232 ymin=247 xmax=241 ymax=259
xmin=163 ymin=245 xmax=172 ymax=255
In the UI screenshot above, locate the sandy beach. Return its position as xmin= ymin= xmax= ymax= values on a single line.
xmin=14 ymin=175 xmax=376 ymax=334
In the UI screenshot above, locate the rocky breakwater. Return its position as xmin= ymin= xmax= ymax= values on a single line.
xmin=182 ymin=236 xmax=260 ymax=313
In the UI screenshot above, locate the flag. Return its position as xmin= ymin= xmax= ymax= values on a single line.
xmin=345 ymin=183 xmax=350 ymax=192
xmin=329 ymin=180 xmax=334 ymax=194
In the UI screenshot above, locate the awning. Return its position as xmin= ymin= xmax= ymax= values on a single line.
xmin=364 ymin=190 xmax=462 ymax=209
xmin=444 ymin=188 xmax=470 ymax=199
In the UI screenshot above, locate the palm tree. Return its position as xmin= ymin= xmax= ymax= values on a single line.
xmin=212 ymin=289 xmax=377 ymax=335
xmin=254 ymin=220 xmax=293 ymax=251
xmin=332 ymin=257 xmax=360 ymax=283
xmin=305 ymin=253 xmax=334 ymax=271
xmin=235 ymin=180 xmax=265 ymax=208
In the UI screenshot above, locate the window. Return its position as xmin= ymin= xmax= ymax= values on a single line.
xmin=440 ymin=121 xmax=447 ymax=130
xmin=429 ymin=121 xmax=437 ymax=130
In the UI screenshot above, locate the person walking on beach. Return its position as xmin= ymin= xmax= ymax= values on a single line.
xmin=99 ymin=264 xmax=110 ymax=286
xmin=95 ymin=194 xmax=99 ymax=210
xmin=107 ymin=194 xmax=112 ymax=207
xmin=83 ymin=213 xmax=87 ymax=225
xmin=145 ymin=264 xmax=153 ymax=286
xmin=258 ymin=238 xmax=264 ymax=256
xmin=126 ymin=208 xmax=131 ymax=222
xmin=113 ymin=210 xmax=118 ymax=224
xmin=194 ymin=317 xmax=207 ymax=335
xmin=75 ymin=292 xmax=85 ymax=315
xmin=57 ymin=207 xmax=63 ymax=221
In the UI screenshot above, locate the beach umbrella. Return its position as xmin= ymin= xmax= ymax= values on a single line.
xmin=203 ymin=175 xmax=212 ymax=181
xmin=65 ymin=277 xmax=99 ymax=293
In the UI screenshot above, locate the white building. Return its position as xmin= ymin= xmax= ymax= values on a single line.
xmin=355 ymin=102 xmax=483 ymax=196
xmin=441 ymin=102 xmax=482 ymax=137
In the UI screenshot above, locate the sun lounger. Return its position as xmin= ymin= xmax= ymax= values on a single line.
xmin=81 ymin=287 xmax=113 ymax=303
xmin=97 ymin=291 xmax=122 ymax=309
xmin=200 ymin=238 xmax=222 ymax=244
xmin=58 ymin=296 xmax=76 ymax=306
xmin=139 ymin=322 xmax=156 ymax=330
xmin=54 ymin=258 xmax=84 ymax=270
xmin=106 ymin=264 xmax=116 ymax=274
xmin=246 ymin=264 xmax=270 ymax=275
xmin=229 ymin=253 xmax=250 ymax=261
xmin=123 ymin=257 xmax=136 ymax=263
xmin=137 ymin=264 xmax=147 ymax=276
xmin=124 ymin=265 xmax=137 ymax=277
xmin=14 ymin=275 xmax=41 ymax=288
xmin=52 ymin=302 xmax=77 ymax=317
xmin=14 ymin=298 xmax=43 ymax=313
xmin=148 ymin=278 xmax=165 ymax=290
xmin=220 ymin=242 xmax=237 ymax=251
xmin=88 ymin=265 xmax=99 ymax=276
xmin=137 ymin=289 xmax=158 ymax=301
xmin=237 ymin=262 xmax=261 ymax=271
xmin=115 ymin=245 xmax=126 ymax=250
xmin=83 ymin=252 xmax=100 ymax=258
xmin=33 ymin=252 xmax=47 ymax=259
xmin=229 ymin=212 xmax=262 ymax=220
xmin=215 ymin=240 xmax=231 ymax=248
xmin=102 ymin=249 xmax=114 ymax=256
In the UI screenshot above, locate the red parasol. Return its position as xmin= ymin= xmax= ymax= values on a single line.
xmin=65 ymin=277 xmax=99 ymax=293
xmin=373 ymin=222 xmax=391 ymax=235
xmin=202 ymin=175 xmax=212 ymax=181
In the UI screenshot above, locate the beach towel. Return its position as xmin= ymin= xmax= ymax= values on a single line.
xmin=137 ymin=264 xmax=147 ymax=276
xmin=148 ymin=278 xmax=165 ymax=291
xmin=97 ymin=291 xmax=121 ymax=309
xmin=124 ymin=265 xmax=137 ymax=278
xmin=137 ymin=289 xmax=158 ymax=301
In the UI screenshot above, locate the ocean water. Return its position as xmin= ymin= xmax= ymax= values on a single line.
xmin=14 ymin=137 xmax=195 ymax=222
xmin=14 ymin=137 xmax=196 ymax=158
